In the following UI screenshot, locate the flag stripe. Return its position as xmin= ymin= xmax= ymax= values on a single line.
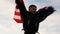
xmin=15 ymin=9 xmax=20 ymax=12
xmin=14 ymin=19 xmax=23 ymax=23
xmin=13 ymin=15 xmax=21 ymax=20
xmin=15 ymin=11 xmax=21 ymax=16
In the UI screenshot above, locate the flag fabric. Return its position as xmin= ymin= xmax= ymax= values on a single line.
xmin=13 ymin=0 xmax=24 ymax=23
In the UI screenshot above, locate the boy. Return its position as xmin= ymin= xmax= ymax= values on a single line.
xmin=16 ymin=0 xmax=55 ymax=34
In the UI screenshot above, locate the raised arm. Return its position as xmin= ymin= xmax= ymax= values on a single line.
xmin=45 ymin=6 xmax=55 ymax=16
xmin=37 ymin=6 xmax=55 ymax=23
xmin=15 ymin=0 xmax=28 ymax=15
xmin=38 ymin=6 xmax=55 ymax=16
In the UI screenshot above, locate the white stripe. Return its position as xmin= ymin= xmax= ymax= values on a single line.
xmin=15 ymin=9 xmax=20 ymax=12
xmin=13 ymin=15 xmax=21 ymax=20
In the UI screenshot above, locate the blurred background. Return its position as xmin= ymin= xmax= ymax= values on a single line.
xmin=0 ymin=0 xmax=60 ymax=34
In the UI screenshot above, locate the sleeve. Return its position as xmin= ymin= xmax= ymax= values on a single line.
xmin=15 ymin=0 xmax=28 ymax=15
xmin=38 ymin=6 xmax=55 ymax=17
xmin=46 ymin=6 xmax=55 ymax=16
xmin=37 ymin=6 xmax=55 ymax=23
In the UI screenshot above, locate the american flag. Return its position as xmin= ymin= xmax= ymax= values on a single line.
xmin=13 ymin=0 xmax=23 ymax=23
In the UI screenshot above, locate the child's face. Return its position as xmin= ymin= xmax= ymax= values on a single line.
xmin=29 ymin=7 xmax=37 ymax=13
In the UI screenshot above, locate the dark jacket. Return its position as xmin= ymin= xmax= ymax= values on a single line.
xmin=16 ymin=0 xmax=55 ymax=32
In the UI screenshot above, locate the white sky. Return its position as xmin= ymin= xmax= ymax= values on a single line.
xmin=0 ymin=0 xmax=60 ymax=34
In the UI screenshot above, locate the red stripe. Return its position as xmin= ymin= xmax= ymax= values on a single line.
xmin=16 ymin=5 xmax=19 ymax=9
xmin=14 ymin=11 xmax=21 ymax=16
xmin=14 ymin=18 xmax=23 ymax=23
